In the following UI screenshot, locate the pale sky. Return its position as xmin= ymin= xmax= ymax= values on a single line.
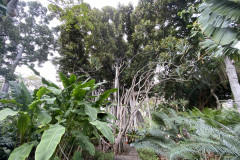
xmin=16 ymin=0 xmax=138 ymax=84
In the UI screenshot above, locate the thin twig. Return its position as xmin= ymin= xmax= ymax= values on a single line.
xmin=59 ymin=144 xmax=69 ymax=160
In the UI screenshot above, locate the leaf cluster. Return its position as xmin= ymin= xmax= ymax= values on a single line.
xmin=0 ymin=71 xmax=116 ymax=159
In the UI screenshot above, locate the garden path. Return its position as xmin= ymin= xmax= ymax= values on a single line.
xmin=114 ymin=144 xmax=140 ymax=160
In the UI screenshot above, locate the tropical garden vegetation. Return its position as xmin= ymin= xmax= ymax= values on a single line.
xmin=0 ymin=0 xmax=240 ymax=159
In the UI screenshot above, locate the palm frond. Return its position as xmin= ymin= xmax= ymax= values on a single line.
xmin=198 ymin=0 xmax=240 ymax=45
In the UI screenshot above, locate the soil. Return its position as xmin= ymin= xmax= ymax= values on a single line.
xmin=114 ymin=144 xmax=140 ymax=160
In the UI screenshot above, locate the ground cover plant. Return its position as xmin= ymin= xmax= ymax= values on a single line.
xmin=132 ymin=107 xmax=240 ymax=159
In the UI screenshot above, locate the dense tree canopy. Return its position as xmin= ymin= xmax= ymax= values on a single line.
xmin=0 ymin=1 xmax=54 ymax=92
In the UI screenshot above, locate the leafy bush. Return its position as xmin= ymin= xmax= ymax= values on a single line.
xmin=0 ymin=72 xmax=116 ymax=159
xmin=137 ymin=149 xmax=158 ymax=160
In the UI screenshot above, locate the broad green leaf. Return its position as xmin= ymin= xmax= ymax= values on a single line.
xmin=35 ymin=124 xmax=65 ymax=160
xmin=0 ymin=108 xmax=18 ymax=121
xmin=20 ymin=81 xmax=32 ymax=105
xmin=9 ymin=81 xmax=22 ymax=99
xmin=8 ymin=143 xmax=34 ymax=160
xmin=84 ymin=103 xmax=97 ymax=121
xmin=85 ymin=81 xmax=105 ymax=97
xmin=35 ymin=125 xmax=50 ymax=134
xmin=47 ymin=87 xmax=62 ymax=95
xmin=72 ymin=87 xmax=87 ymax=100
xmin=29 ymin=100 xmax=42 ymax=110
xmin=37 ymin=110 xmax=52 ymax=124
xmin=69 ymin=74 xmax=77 ymax=85
xmin=71 ymin=151 xmax=83 ymax=160
xmin=59 ymin=72 xmax=69 ymax=88
xmin=90 ymin=120 xmax=114 ymax=144
xmin=37 ymin=87 xmax=48 ymax=99
xmin=95 ymin=89 xmax=118 ymax=107
xmin=0 ymin=99 xmax=21 ymax=106
xmin=71 ymin=130 xmax=95 ymax=155
xmin=17 ymin=113 xmax=30 ymax=136
xmin=82 ymin=79 xmax=95 ymax=86
xmin=41 ymin=97 xmax=56 ymax=104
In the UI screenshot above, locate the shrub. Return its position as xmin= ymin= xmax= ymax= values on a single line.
xmin=137 ymin=149 xmax=159 ymax=160
xmin=93 ymin=151 xmax=114 ymax=160
xmin=0 ymin=72 xmax=116 ymax=159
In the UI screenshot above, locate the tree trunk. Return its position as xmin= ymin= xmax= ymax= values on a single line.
xmin=135 ymin=110 xmax=144 ymax=127
xmin=1 ymin=46 xmax=24 ymax=93
xmin=113 ymin=62 xmax=120 ymax=117
xmin=224 ymin=57 xmax=240 ymax=107
xmin=1 ymin=82 xmax=9 ymax=93
xmin=146 ymin=94 xmax=152 ymax=126
xmin=210 ymin=88 xmax=221 ymax=109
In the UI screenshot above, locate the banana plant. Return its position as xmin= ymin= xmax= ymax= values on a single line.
xmin=0 ymin=71 xmax=116 ymax=159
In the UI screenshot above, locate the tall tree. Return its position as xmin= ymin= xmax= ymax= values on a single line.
xmin=52 ymin=0 xmax=205 ymax=154
xmin=0 ymin=0 xmax=19 ymax=23
xmin=0 ymin=1 xmax=54 ymax=93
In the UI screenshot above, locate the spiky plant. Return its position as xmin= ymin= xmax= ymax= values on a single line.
xmin=132 ymin=108 xmax=240 ymax=160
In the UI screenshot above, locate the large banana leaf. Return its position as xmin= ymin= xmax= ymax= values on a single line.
xmin=35 ymin=124 xmax=65 ymax=160
xmin=47 ymin=87 xmax=62 ymax=95
xmin=83 ymin=102 xmax=97 ymax=121
xmin=90 ymin=120 xmax=114 ymax=144
xmin=37 ymin=110 xmax=52 ymax=124
xmin=94 ymin=89 xmax=118 ymax=108
xmin=9 ymin=81 xmax=29 ymax=111
xmin=17 ymin=113 xmax=30 ymax=136
xmin=72 ymin=80 xmax=95 ymax=100
xmin=20 ymin=81 xmax=32 ymax=105
xmin=59 ymin=72 xmax=69 ymax=88
xmin=37 ymin=87 xmax=49 ymax=99
xmin=69 ymin=74 xmax=77 ymax=85
xmin=28 ymin=100 xmax=43 ymax=110
xmin=9 ymin=81 xmax=22 ymax=99
xmin=8 ymin=143 xmax=34 ymax=160
xmin=0 ymin=108 xmax=18 ymax=121
xmin=71 ymin=130 xmax=95 ymax=155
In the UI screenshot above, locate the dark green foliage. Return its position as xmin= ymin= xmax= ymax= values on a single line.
xmin=137 ymin=149 xmax=158 ymax=160
xmin=71 ymin=151 xmax=83 ymax=160
xmin=50 ymin=0 xmax=234 ymax=113
xmin=0 ymin=1 xmax=55 ymax=87
xmin=0 ymin=72 xmax=116 ymax=159
xmin=0 ymin=0 xmax=7 ymax=22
